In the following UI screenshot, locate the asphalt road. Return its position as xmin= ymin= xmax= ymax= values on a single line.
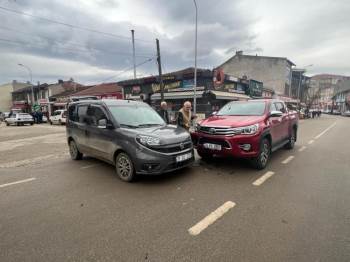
xmin=0 ymin=115 xmax=349 ymax=262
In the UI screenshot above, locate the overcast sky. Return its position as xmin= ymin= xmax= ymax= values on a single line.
xmin=0 ymin=0 xmax=349 ymax=85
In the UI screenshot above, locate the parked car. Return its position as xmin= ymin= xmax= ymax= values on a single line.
xmin=191 ymin=99 xmax=299 ymax=169
xmin=66 ymin=99 xmax=194 ymax=182
xmin=49 ymin=110 xmax=67 ymax=125
xmin=5 ymin=113 xmax=34 ymax=126
xmin=342 ymin=111 xmax=350 ymax=117
xmin=0 ymin=112 xmax=10 ymax=122
xmin=42 ymin=115 xmax=48 ymax=123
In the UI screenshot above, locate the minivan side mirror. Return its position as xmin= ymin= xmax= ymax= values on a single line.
xmin=270 ymin=110 xmax=283 ymax=118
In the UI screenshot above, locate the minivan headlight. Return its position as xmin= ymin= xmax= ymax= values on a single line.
xmin=136 ymin=135 xmax=161 ymax=146
xmin=233 ymin=124 xmax=259 ymax=135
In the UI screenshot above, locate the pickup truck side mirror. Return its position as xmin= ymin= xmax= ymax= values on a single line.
xmin=270 ymin=110 xmax=283 ymax=118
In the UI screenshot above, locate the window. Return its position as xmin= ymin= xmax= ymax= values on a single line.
xmin=217 ymin=101 xmax=266 ymax=116
xmin=86 ymin=106 xmax=107 ymax=126
xmin=68 ymin=105 xmax=77 ymax=121
xmin=270 ymin=103 xmax=278 ymax=112
xmin=77 ymin=105 xmax=88 ymax=123
xmin=275 ymin=102 xmax=286 ymax=113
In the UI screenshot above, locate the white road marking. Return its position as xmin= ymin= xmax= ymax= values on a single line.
xmin=188 ymin=201 xmax=236 ymax=236
xmin=0 ymin=178 xmax=36 ymax=188
xmin=298 ymin=146 xmax=307 ymax=152
xmin=282 ymin=156 xmax=294 ymax=164
xmin=314 ymin=122 xmax=337 ymax=139
xmin=80 ymin=164 xmax=99 ymax=169
xmin=0 ymin=153 xmax=69 ymax=168
xmin=252 ymin=171 xmax=275 ymax=186
xmin=308 ymin=140 xmax=315 ymax=145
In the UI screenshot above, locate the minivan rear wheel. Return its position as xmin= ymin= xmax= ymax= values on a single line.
xmin=69 ymin=140 xmax=83 ymax=160
xmin=115 ymin=152 xmax=135 ymax=182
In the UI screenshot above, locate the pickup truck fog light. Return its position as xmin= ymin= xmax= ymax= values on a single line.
xmin=239 ymin=144 xmax=251 ymax=151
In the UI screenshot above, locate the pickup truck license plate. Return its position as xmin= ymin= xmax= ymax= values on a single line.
xmin=203 ymin=143 xmax=222 ymax=151
xmin=176 ymin=152 xmax=192 ymax=162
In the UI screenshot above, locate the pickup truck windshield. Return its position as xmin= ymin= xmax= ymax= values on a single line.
xmin=218 ymin=101 xmax=266 ymax=116
xmin=108 ymin=105 xmax=165 ymax=128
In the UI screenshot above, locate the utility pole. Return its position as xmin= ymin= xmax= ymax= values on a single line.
xmin=131 ymin=29 xmax=136 ymax=79
xmin=193 ymin=0 xmax=198 ymax=116
xmin=156 ymin=38 xmax=164 ymax=101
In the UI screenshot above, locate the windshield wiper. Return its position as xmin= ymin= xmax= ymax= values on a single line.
xmin=137 ymin=123 xmax=164 ymax=127
xmin=120 ymin=124 xmax=138 ymax=129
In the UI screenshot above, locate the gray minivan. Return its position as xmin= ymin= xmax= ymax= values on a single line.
xmin=66 ymin=99 xmax=194 ymax=182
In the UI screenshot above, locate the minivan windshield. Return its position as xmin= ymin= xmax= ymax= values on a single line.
xmin=217 ymin=101 xmax=266 ymax=116
xmin=108 ymin=105 xmax=165 ymax=128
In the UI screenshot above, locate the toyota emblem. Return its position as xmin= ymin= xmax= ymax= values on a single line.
xmin=209 ymin=128 xmax=216 ymax=134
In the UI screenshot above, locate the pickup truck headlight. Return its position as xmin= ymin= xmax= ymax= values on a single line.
xmin=136 ymin=135 xmax=161 ymax=146
xmin=233 ymin=124 xmax=259 ymax=135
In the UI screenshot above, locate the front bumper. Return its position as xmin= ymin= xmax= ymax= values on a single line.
xmin=191 ymin=131 xmax=261 ymax=158
xmin=132 ymin=146 xmax=195 ymax=175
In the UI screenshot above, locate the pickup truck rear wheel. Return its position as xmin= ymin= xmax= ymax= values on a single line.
xmin=251 ymin=138 xmax=270 ymax=170
xmin=285 ymin=128 xmax=296 ymax=149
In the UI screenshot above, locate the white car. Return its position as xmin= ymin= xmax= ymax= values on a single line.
xmin=49 ymin=110 xmax=67 ymax=125
xmin=5 ymin=113 xmax=34 ymax=126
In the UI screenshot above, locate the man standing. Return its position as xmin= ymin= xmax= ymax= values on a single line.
xmin=157 ymin=101 xmax=170 ymax=124
xmin=177 ymin=101 xmax=196 ymax=131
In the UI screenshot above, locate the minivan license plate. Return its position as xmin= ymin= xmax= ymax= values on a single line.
xmin=176 ymin=152 xmax=192 ymax=163
xmin=203 ymin=143 xmax=222 ymax=151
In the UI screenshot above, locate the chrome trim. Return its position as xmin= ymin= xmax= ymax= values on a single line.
xmin=137 ymin=140 xmax=193 ymax=156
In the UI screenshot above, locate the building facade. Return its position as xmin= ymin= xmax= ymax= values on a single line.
xmin=0 ymin=81 xmax=31 ymax=112
xmin=217 ymin=51 xmax=295 ymax=96
xmin=332 ymin=78 xmax=350 ymax=114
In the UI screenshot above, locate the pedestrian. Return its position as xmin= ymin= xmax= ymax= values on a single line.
xmin=177 ymin=101 xmax=196 ymax=131
xmin=157 ymin=101 xmax=170 ymax=124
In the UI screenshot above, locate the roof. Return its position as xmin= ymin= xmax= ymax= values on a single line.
xmin=217 ymin=53 xmax=296 ymax=69
xmin=311 ymin=74 xmax=350 ymax=80
xmin=12 ymin=83 xmax=49 ymax=94
xmin=210 ymin=90 xmax=250 ymax=100
xmin=71 ymin=83 xmax=122 ymax=96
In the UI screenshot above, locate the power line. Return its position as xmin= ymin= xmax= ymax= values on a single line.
xmin=101 ymin=58 xmax=153 ymax=82
xmin=0 ymin=5 xmax=154 ymax=43
xmin=0 ymin=36 xmax=155 ymax=58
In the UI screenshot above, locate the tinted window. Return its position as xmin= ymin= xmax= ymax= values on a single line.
xmin=270 ymin=103 xmax=278 ymax=112
xmin=275 ymin=102 xmax=286 ymax=113
xmin=68 ymin=105 xmax=77 ymax=121
xmin=218 ymin=101 xmax=266 ymax=116
xmin=86 ymin=106 xmax=107 ymax=126
xmin=108 ymin=105 xmax=165 ymax=128
xmin=77 ymin=105 xmax=88 ymax=123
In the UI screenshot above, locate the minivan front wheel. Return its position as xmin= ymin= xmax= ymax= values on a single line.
xmin=69 ymin=140 xmax=83 ymax=160
xmin=115 ymin=152 xmax=135 ymax=182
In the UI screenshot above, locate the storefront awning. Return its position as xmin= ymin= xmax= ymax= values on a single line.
xmin=210 ymin=90 xmax=250 ymax=100
xmin=151 ymin=91 xmax=204 ymax=100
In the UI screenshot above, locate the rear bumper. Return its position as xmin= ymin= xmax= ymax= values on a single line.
xmin=191 ymin=132 xmax=261 ymax=158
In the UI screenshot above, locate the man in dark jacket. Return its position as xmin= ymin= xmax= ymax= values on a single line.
xmin=157 ymin=101 xmax=170 ymax=124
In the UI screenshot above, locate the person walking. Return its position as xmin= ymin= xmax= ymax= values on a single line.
xmin=177 ymin=101 xmax=196 ymax=131
xmin=157 ymin=101 xmax=170 ymax=124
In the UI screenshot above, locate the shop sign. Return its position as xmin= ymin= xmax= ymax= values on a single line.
xmin=151 ymin=81 xmax=181 ymax=92
xmin=170 ymin=86 xmax=205 ymax=92
xmin=38 ymin=98 xmax=49 ymax=105
xmin=224 ymin=84 xmax=235 ymax=90
xmin=163 ymin=75 xmax=176 ymax=81
xmin=182 ymin=79 xmax=194 ymax=88
xmin=249 ymin=80 xmax=263 ymax=97
xmin=132 ymin=86 xmax=141 ymax=94
xmin=226 ymin=75 xmax=239 ymax=82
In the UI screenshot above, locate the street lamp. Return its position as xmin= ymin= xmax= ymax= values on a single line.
xmin=192 ymin=0 xmax=198 ymax=116
xmin=18 ymin=63 xmax=34 ymax=105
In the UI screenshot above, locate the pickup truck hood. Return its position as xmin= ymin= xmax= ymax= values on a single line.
xmin=123 ymin=125 xmax=191 ymax=145
xmin=200 ymin=115 xmax=265 ymax=128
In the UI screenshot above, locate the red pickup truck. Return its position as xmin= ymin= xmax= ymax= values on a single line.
xmin=191 ymin=99 xmax=299 ymax=169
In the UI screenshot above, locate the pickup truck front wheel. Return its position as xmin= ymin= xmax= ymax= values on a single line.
xmin=251 ymin=138 xmax=270 ymax=170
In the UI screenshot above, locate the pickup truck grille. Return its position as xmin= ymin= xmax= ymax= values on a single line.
xmin=199 ymin=126 xmax=237 ymax=136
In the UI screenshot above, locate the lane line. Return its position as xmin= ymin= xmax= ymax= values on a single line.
xmin=188 ymin=201 xmax=236 ymax=236
xmin=298 ymin=146 xmax=307 ymax=152
xmin=314 ymin=122 xmax=337 ymax=139
xmin=80 ymin=164 xmax=99 ymax=169
xmin=308 ymin=140 xmax=315 ymax=145
xmin=282 ymin=156 xmax=294 ymax=164
xmin=0 ymin=178 xmax=36 ymax=188
xmin=252 ymin=171 xmax=275 ymax=186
